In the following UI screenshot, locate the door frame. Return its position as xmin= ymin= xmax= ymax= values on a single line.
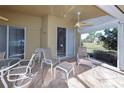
xmin=56 ymin=27 xmax=75 ymax=59
xmin=56 ymin=27 xmax=66 ymax=58
xmin=0 ymin=24 xmax=26 ymax=59
xmin=8 ymin=25 xmax=26 ymax=59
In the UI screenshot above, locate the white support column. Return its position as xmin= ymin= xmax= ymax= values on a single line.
xmin=118 ymin=23 xmax=124 ymax=71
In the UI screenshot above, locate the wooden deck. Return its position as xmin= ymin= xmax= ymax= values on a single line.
xmin=68 ymin=66 xmax=124 ymax=88
xmin=1 ymin=58 xmax=124 ymax=88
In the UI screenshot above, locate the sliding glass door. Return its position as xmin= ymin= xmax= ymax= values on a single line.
xmin=0 ymin=25 xmax=7 ymax=59
xmin=66 ymin=28 xmax=75 ymax=57
xmin=57 ymin=27 xmax=66 ymax=57
xmin=0 ymin=25 xmax=25 ymax=59
xmin=9 ymin=26 xmax=25 ymax=59
xmin=57 ymin=27 xmax=75 ymax=58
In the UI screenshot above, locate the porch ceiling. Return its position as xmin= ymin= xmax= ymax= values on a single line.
xmin=0 ymin=5 xmax=107 ymax=21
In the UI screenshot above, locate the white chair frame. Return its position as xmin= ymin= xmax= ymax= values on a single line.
xmin=77 ymin=47 xmax=90 ymax=65
xmin=54 ymin=62 xmax=75 ymax=85
xmin=41 ymin=48 xmax=60 ymax=75
xmin=6 ymin=53 xmax=39 ymax=88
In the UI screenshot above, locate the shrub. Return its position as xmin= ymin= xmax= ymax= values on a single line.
xmin=93 ymin=50 xmax=117 ymax=67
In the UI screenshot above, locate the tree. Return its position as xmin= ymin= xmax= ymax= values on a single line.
xmin=85 ymin=32 xmax=95 ymax=43
xmin=95 ymin=32 xmax=103 ymax=38
xmin=100 ymin=28 xmax=117 ymax=50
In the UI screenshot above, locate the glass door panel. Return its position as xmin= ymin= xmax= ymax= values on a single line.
xmin=66 ymin=28 xmax=75 ymax=57
xmin=9 ymin=26 xmax=25 ymax=59
xmin=0 ymin=25 xmax=7 ymax=59
xmin=57 ymin=27 xmax=66 ymax=57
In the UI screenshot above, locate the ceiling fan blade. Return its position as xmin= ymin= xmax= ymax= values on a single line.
xmin=74 ymin=23 xmax=92 ymax=28
xmin=74 ymin=22 xmax=80 ymax=27
xmin=73 ymin=11 xmax=94 ymax=32
xmin=0 ymin=16 xmax=8 ymax=21
xmin=79 ymin=21 xmax=86 ymax=24
xmin=80 ymin=23 xmax=93 ymax=26
xmin=80 ymin=21 xmax=93 ymax=25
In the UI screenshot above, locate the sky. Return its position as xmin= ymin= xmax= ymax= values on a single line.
xmin=81 ymin=30 xmax=105 ymax=40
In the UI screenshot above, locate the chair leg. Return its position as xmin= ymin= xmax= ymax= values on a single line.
xmin=51 ymin=64 xmax=53 ymax=76
xmin=77 ymin=59 xmax=79 ymax=66
xmin=66 ymin=73 xmax=69 ymax=86
xmin=1 ymin=71 xmax=8 ymax=88
xmin=78 ymin=63 xmax=79 ymax=66
xmin=73 ymin=66 xmax=75 ymax=75
xmin=41 ymin=62 xmax=43 ymax=69
xmin=54 ymin=67 xmax=56 ymax=78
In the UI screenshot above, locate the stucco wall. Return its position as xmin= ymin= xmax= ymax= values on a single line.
xmin=0 ymin=10 xmax=81 ymax=58
xmin=47 ymin=15 xmax=80 ymax=56
xmin=41 ymin=16 xmax=48 ymax=48
xmin=0 ymin=10 xmax=42 ymax=59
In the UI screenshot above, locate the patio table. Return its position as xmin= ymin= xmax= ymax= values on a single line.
xmin=0 ymin=58 xmax=20 ymax=88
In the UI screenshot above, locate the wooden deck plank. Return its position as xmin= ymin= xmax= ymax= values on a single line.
xmin=77 ymin=66 xmax=124 ymax=88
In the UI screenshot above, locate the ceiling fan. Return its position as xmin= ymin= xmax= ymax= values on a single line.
xmin=0 ymin=16 xmax=8 ymax=21
xmin=74 ymin=12 xmax=93 ymax=29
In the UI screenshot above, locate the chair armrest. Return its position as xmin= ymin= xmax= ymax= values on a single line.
xmin=45 ymin=57 xmax=60 ymax=66
xmin=19 ymin=60 xmax=30 ymax=66
xmin=49 ymin=56 xmax=61 ymax=63
xmin=9 ymin=66 xmax=27 ymax=71
xmin=7 ymin=66 xmax=31 ymax=76
xmin=9 ymin=59 xmax=29 ymax=67
xmin=6 ymin=58 xmax=21 ymax=67
xmin=7 ymin=66 xmax=32 ymax=82
xmin=9 ymin=59 xmax=29 ymax=66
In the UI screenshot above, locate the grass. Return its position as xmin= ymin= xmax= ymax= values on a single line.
xmin=83 ymin=43 xmax=107 ymax=53
xmin=83 ymin=42 xmax=117 ymax=67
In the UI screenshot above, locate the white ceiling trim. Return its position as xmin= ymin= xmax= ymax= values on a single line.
xmin=97 ymin=5 xmax=124 ymax=22
xmin=79 ymin=15 xmax=119 ymax=34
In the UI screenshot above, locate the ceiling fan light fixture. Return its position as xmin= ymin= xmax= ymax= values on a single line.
xmin=77 ymin=12 xmax=80 ymax=15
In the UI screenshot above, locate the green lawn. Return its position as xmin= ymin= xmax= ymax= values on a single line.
xmin=83 ymin=43 xmax=107 ymax=53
